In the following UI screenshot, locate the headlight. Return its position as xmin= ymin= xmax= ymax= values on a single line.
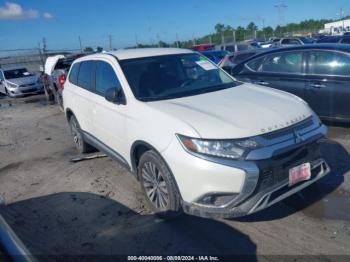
xmin=177 ymin=134 xmax=260 ymax=160
xmin=6 ymin=82 xmax=18 ymax=88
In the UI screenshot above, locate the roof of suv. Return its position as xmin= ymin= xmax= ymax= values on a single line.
xmin=107 ymin=48 xmax=193 ymax=60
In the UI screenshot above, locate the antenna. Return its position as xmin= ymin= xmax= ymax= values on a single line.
xmin=275 ymin=1 xmax=288 ymax=27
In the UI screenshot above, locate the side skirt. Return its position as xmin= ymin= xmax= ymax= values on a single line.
xmin=82 ymin=131 xmax=133 ymax=173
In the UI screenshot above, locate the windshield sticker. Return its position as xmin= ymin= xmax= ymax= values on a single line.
xmin=196 ymin=60 xmax=217 ymax=71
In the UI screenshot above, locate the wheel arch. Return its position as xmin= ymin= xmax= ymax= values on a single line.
xmin=130 ymin=140 xmax=183 ymax=199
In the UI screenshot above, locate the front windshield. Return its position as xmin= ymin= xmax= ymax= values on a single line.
xmin=4 ymin=68 xmax=32 ymax=79
xmin=119 ymin=53 xmax=237 ymax=102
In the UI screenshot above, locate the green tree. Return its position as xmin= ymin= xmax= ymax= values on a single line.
xmin=83 ymin=47 xmax=94 ymax=53
xmin=215 ymin=23 xmax=225 ymax=33
xmin=96 ymin=46 xmax=103 ymax=52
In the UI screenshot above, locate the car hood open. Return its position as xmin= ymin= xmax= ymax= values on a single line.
xmin=147 ymin=83 xmax=314 ymax=139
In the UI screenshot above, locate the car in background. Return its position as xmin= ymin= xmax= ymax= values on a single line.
xmin=230 ymin=44 xmax=350 ymax=123
xmin=218 ymin=48 xmax=270 ymax=73
xmin=44 ymin=54 xmax=82 ymax=110
xmin=272 ymin=37 xmax=314 ymax=48
xmin=191 ymin=44 xmax=215 ymax=52
xmin=0 ymin=67 xmax=43 ymax=97
xmin=316 ymin=35 xmax=350 ymax=44
xmin=218 ymin=40 xmax=261 ymax=53
xmin=200 ymin=50 xmax=231 ymax=64
xmin=63 ymin=48 xmax=329 ymax=218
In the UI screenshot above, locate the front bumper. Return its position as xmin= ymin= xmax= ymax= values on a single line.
xmin=164 ymin=115 xmax=330 ymax=218
xmin=7 ymin=84 xmax=44 ymax=97
xmin=182 ymin=153 xmax=330 ymax=219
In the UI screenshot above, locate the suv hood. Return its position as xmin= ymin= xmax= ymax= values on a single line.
xmin=147 ymin=83 xmax=313 ymax=139
xmin=6 ymin=75 xmax=39 ymax=86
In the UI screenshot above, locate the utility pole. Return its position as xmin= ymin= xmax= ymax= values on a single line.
xmin=176 ymin=33 xmax=180 ymax=48
xmin=232 ymin=30 xmax=236 ymax=43
xmin=337 ymin=7 xmax=346 ymax=32
xmin=38 ymin=42 xmax=44 ymax=70
xmin=209 ymin=35 xmax=212 ymax=45
xmin=78 ymin=36 xmax=83 ymax=53
xmin=192 ymin=33 xmax=196 ymax=46
xmin=275 ymin=1 xmax=287 ymax=35
xmin=156 ymin=33 xmax=160 ymax=47
xmin=221 ymin=32 xmax=224 ymax=45
xmin=108 ymin=34 xmax=113 ymax=51
xmin=42 ymin=37 xmax=47 ymax=58
xmin=135 ymin=33 xmax=139 ymax=47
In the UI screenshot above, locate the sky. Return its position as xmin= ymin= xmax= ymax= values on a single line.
xmin=0 ymin=0 xmax=348 ymax=50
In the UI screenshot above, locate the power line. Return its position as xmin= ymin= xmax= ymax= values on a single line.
xmin=275 ymin=1 xmax=288 ymax=27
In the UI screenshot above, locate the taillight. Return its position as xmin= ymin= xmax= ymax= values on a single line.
xmin=58 ymin=74 xmax=66 ymax=89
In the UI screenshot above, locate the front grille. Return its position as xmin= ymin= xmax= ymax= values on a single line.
xmin=261 ymin=117 xmax=314 ymax=140
xmin=21 ymin=88 xmax=37 ymax=93
xmin=20 ymin=83 xmax=35 ymax=87
xmin=254 ymin=141 xmax=321 ymax=193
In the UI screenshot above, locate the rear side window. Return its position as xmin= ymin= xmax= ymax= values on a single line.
xmin=260 ymin=52 xmax=303 ymax=74
xmin=77 ymin=61 xmax=94 ymax=90
xmin=341 ymin=38 xmax=350 ymax=44
xmin=245 ymin=57 xmax=265 ymax=71
xmin=69 ymin=63 xmax=80 ymax=85
xmin=317 ymin=37 xmax=340 ymax=43
xmin=95 ymin=61 xmax=121 ymax=95
xmin=308 ymin=51 xmax=350 ymax=76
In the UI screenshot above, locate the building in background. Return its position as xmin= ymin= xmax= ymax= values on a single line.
xmin=322 ymin=19 xmax=350 ymax=35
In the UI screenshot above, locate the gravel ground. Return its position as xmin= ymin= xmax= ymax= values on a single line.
xmin=0 ymin=94 xmax=349 ymax=261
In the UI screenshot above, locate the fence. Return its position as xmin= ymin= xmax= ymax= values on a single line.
xmin=0 ymin=48 xmax=81 ymax=73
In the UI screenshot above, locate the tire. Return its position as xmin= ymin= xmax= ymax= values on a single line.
xmin=138 ymin=150 xmax=182 ymax=217
xmin=69 ymin=115 xmax=94 ymax=154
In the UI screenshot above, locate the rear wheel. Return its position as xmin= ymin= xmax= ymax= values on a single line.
xmin=69 ymin=115 xmax=94 ymax=154
xmin=138 ymin=150 xmax=182 ymax=217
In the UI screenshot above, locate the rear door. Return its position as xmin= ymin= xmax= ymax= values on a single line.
xmin=74 ymin=60 xmax=95 ymax=134
xmin=305 ymin=50 xmax=350 ymax=120
xmin=235 ymin=51 xmax=307 ymax=99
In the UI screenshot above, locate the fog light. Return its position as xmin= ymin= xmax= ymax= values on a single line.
xmin=197 ymin=193 xmax=239 ymax=207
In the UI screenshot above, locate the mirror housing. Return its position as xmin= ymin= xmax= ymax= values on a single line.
xmin=105 ymin=87 xmax=126 ymax=105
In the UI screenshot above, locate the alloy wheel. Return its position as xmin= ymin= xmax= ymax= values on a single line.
xmin=141 ymin=161 xmax=169 ymax=210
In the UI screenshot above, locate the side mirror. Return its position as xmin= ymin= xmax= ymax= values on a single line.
xmin=105 ymin=87 xmax=126 ymax=105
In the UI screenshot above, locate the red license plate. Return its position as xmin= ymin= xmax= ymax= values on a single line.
xmin=289 ymin=163 xmax=311 ymax=187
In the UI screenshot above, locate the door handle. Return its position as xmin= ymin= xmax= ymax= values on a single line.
xmin=254 ymin=80 xmax=269 ymax=86
xmin=309 ymin=83 xmax=326 ymax=89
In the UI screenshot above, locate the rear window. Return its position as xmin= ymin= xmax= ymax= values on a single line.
xmin=54 ymin=59 xmax=74 ymax=70
xmin=69 ymin=63 xmax=80 ymax=85
xmin=77 ymin=61 xmax=94 ymax=90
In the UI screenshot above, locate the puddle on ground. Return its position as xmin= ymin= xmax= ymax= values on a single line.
xmin=0 ymin=102 xmax=13 ymax=109
xmin=24 ymin=97 xmax=47 ymax=106
xmin=299 ymin=189 xmax=350 ymax=221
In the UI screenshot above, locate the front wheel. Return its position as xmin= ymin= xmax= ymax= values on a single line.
xmin=138 ymin=150 xmax=182 ymax=217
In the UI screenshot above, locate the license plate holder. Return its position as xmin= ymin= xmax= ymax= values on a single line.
xmin=289 ymin=163 xmax=311 ymax=187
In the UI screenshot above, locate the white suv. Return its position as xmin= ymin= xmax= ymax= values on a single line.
xmin=63 ymin=48 xmax=330 ymax=218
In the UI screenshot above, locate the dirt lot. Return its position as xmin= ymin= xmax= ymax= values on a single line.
xmin=0 ymin=94 xmax=349 ymax=261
